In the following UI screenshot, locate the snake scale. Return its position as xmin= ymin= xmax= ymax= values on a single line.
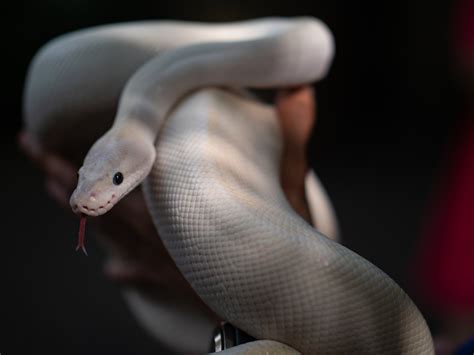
xmin=23 ymin=17 xmax=434 ymax=354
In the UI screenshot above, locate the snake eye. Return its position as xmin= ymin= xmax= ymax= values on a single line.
xmin=113 ymin=172 xmax=123 ymax=185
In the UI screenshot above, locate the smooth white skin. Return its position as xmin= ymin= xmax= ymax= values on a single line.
xmin=25 ymin=17 xmax=434 ymax=354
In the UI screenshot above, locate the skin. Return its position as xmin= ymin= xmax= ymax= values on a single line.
xmin=19 ymin=86 xmax=315 ymax=322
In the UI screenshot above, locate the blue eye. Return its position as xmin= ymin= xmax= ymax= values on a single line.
xmin=113 ymin=172 xmax=123 ymax=185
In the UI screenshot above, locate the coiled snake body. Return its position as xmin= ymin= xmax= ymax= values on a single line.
xmin=24 ymin=18 xmax=434 ymax=354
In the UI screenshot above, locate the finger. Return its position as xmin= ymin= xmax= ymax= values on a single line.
xmin=43 ymin=154 xmax=78 ymax=193
xmin=276 ymin=86 xmax=315 ymax=224
xmin=18 ymin=131 xmax=44 ymax=165
xmin=45 ymin=178 xmax=72 ymax=209
xmin=103 ymin=257 xmax=165 ymax=285
xmin=277 ymin=85 xmax=315 ymax=186
xmin=103 ymin=252 xmax=197 ymax=297
xmin=276 ymin=85 xmax=316 ymax=150
xmin=18 ymin=131 xmax=78 ymax=192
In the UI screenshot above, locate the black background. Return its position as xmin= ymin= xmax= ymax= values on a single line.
xmin=1 ymin=1 xmax=462 ymax=354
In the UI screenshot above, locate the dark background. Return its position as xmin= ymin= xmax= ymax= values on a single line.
xmin=1 ymin=1 xmax=463 ymax=354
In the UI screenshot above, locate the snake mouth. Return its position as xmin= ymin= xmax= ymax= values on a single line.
xmin=71 ymin=193 xmax=117 ymax=217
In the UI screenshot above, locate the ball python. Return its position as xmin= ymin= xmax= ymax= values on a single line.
xmin=23 ymin=17 xmax=434 ymax=354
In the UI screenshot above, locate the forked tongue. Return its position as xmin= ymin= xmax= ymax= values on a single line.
xmin=76 ymin=214 xmax=88 ymax=256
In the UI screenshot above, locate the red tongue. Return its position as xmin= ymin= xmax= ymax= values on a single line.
xmin=76 ymin=214 xmax=88 ymax=255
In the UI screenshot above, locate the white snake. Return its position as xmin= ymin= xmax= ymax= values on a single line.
xmin=23 ymin=18 xmax=434 ymax=354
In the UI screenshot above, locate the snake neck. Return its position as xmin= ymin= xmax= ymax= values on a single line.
xmin=112 ymin=17 xmax=334 ymax=141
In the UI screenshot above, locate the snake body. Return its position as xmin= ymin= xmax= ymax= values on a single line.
xmin=24 ymin=18 xmax=434 ymax=353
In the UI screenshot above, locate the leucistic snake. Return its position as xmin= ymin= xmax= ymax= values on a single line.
xmin=24 ymin=18 xmax=434 ymax=354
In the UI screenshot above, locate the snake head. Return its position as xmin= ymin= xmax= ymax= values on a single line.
xmin=70 ymin=127 xmax=156 ymax=216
